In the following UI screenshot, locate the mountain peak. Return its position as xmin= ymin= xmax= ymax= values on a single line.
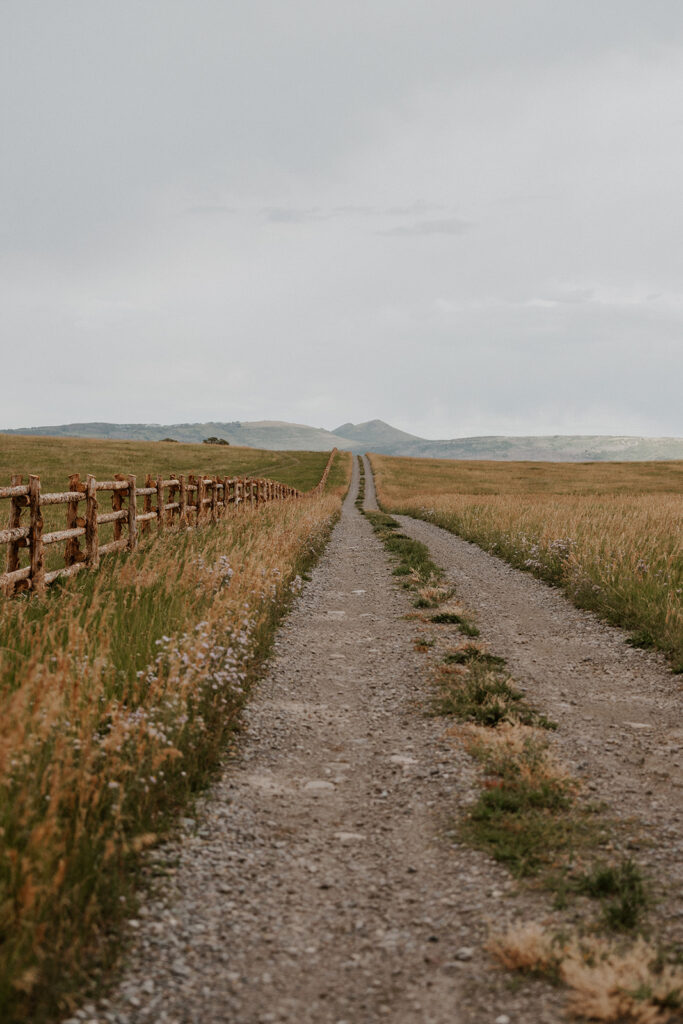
xmin=331 ymin=419 xmax=421 ymax=444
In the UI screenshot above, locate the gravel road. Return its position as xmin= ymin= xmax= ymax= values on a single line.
xmin=74 ymin=458 xmax=680 ymax=1024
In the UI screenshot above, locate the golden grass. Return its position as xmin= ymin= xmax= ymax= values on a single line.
xmin=456 ymin=721 xmax=571 ymax=785
xmin=488 ymin=924 xmax=683 ymax=1022
xmin=0 ymin=432 xmax=335 ymax=494
xmin=0 ymin=454 xmax=351 ymax=1022
xmin=370 ymin=454 xmax=683 ymax=670
xmin=372 ymin=454 xmax=683 ymax=497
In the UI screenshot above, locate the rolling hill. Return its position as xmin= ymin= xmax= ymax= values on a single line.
xmin=2 ymin=419 xmax=682 ymax=461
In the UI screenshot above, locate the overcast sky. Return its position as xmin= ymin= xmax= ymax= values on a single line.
xmin=2 ymin=1 xmax=682 ymax=438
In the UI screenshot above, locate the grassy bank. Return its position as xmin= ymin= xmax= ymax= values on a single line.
xmin=370 ymin=454 xmax=683 ymax=671
xmin=0 ymin=455 xmax=351 ymax=1022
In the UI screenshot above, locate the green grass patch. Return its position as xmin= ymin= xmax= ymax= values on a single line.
xmin=462 ymin=781 xmax=595 ymax=877
xmin=434 ymin=662 xmax=557 ymax=730
xmin=575 ymin=859 xmax=648 ymax=931
xmin=460 ymin=734 xmax=605 ymax=880
xmin=444 ymin=645 xmax=507 ymax=669
xmin=430 ymin=611 xmax=480 ymax=636
xmin=364 ymin=510 xmax=443 ymax=587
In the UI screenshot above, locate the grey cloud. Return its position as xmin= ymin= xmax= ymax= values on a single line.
xmin=384 ymin=202 xmax=448 ymax=216
xmin=184 ymin=205 xmax=236 ymax=217
xmin=379 ymin=218 xmax=472 ymax=237
xmin=263 ymin=207 xmax=327 ymax=224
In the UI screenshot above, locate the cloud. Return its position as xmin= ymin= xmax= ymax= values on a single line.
xmin=263 ymin=207 xmax=327 ymax=224
xmin=184 ymin=205 xmax=235 ymax=217
xmin=384 ymin=201 xmax=447 ymax=216
xmin=379 ymin=217 xmax=472 ymax=237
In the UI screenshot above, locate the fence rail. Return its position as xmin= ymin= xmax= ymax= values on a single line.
xmin=1 ymin=449 xmax=338 ymax=597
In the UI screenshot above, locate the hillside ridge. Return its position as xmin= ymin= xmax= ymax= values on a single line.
xmin=2 ymin=419 xmax=682 ymax=461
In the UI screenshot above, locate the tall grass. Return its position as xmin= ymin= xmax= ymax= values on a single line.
xmin=370 ymin=454 xmax=683 ymax=670
xmin=0 ymin=453 xmax=351 ymax=1022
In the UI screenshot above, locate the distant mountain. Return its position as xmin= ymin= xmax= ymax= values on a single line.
xmin=395 ymin=434 xmax=683 ymax=462
xmin=1 ymin=420 xmax=346 ymax=452
xmin=333 ymin=420 xmax=683 ymax=461
xmin=332 ymin=419 xmax=420 ymax=448
xmin=2 ymin=419 xmax=682 ymax=461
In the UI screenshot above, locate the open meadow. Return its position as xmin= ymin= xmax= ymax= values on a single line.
xmin=0 ymin=433 xmax=335 ymax=495
xmin=369 ymin=454 xmax=683 ymax=671
xmin=0 ymin=439 xmax=351 ymax=1022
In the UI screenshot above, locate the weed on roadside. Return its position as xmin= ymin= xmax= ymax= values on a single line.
xmin=434 ymin=664 xmax=548 ymax=729
xmin=574 ymin=860 xmax=649 ymax=932
xmin=487 ymin=924 xmax=683 ymax=1023
xmin=444 ymin=645 xmax=506 ymax=669
xmin=455 ymin=721 xmax=652 ymax=939
xmin=430 ymin=610 xmax=480 ymax=635
xmin=456 ymin=723 xmax=600 ymax=877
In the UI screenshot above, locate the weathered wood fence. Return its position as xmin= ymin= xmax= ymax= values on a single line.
xmin=1 ymin=449 xmax=338 ymax=597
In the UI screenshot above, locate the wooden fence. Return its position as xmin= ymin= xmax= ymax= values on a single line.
xmin=1 ymin=448 xmax=338 ymax=597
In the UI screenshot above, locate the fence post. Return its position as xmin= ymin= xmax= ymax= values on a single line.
xmin=156 ymin=475 xmax=164 ymax=532
xmin=142 ymin=474 xmax=153 ymax=536
xmin=6 ymin=474 xmax=26 ymax=583
xmin=178 ymin=475 xmax=187 ymax=526
xmin=27 ymin=475 xmax=45 ymax=593
xmin=65 ymin=473 xmax=84 ymax=566
xmin=85 ymin=474 xmax=99 ymax=568
xmin=166 ymin=475 xmax=177 ymax=525
xmin=210 ymin=478 xmax=217 ymax=522
xmin=196 ymin=475 xmax=205 ymax=522
xmin=111 ymin=474 xmax=124 ymax=542
xmin=127 ymin=475 xmax=137 ymax=551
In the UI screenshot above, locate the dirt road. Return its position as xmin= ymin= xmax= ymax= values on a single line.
xmin=78 ymin=458 xmax=680 ymax=1024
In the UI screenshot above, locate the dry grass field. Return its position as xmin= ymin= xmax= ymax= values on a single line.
xmin=0 ymin=433 xmax=334 ymax=494
xmin=0 ymin=445 xmax=351 ymax=1022
xmin=370 ymin=454 xmax=683 ymax=670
